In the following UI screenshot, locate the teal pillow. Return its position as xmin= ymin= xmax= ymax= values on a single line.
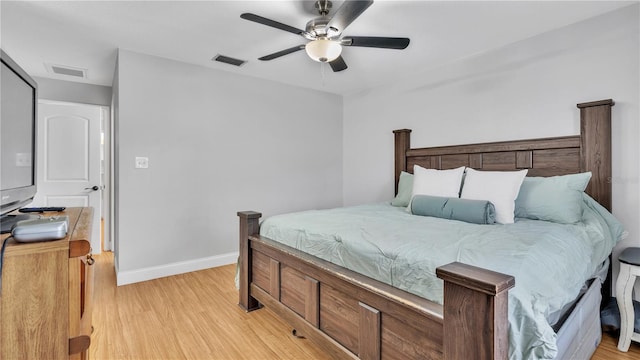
xmin=391 ymin=171 xmax=413 ymax=207
xmin=410 ymin=195 xmax=496 ymax=224
xmin=515 ymin=172 xmax=592 ymax=224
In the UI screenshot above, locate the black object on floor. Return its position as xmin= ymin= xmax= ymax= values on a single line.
xmin=601 ymin=297 xmax=640 ymax=333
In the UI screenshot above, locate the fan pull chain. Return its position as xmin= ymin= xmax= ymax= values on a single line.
xmin=320 ymin=62 xmax=326 ymax=87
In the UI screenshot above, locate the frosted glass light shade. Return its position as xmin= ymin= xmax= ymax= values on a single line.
xmin=305 ymin=39 xmax=342 ymax=62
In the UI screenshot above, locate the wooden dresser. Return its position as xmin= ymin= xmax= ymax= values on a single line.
xmin=0 ymin=207 xmax=94 ymax=360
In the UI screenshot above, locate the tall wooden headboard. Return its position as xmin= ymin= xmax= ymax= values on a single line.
xmin=394 ymin=99 xmax=614 ymax=211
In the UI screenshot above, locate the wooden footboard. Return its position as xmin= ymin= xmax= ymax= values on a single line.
xmin=238 ymin=212 xmax=515 ymax=360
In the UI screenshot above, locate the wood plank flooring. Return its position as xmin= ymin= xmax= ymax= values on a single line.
xmin=91 ymin=252 xmax=640 ymax=359
xmin=90 ymin=252 xmax=331 ymax=359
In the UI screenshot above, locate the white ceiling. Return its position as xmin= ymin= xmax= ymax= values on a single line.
xmin=1 ymin=0 xmax=634 ymax=95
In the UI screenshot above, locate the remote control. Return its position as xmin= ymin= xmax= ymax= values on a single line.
xmin=18 ymin=207 xmax=66 ymax=213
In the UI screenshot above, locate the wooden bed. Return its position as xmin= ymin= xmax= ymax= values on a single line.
xmin=238 ymin=99 xmax=614 ymax=359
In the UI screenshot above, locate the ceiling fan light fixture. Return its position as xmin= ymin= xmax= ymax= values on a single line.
xmin=305 ymin=39 xmax=342 ymax=62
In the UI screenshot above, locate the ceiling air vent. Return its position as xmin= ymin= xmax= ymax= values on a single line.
xmin=45 ymin=63 xmax=87 ymax=78
xmin=212 ymin=54 xmax=246 ymax=67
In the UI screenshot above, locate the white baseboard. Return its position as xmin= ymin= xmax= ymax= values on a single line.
xmin=115 ymin=252 xmax=238 ymax=286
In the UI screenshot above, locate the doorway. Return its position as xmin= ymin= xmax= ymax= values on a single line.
xmin=33 ymin=100 xmax=110 ymax=252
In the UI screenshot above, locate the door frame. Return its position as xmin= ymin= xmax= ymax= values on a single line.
xmin=37 ymin=99 xmax=112 ymax=252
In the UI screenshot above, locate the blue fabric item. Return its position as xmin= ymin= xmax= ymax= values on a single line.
xmin=601 ymin=297 xmax=640 ymax=333
xmin=410 ymin=194 xmax=496 ymax=224
xmin=391 ymin=171 xmax=413 ymax=207
xmin=515 ymin=172 xmax=592 ymax=224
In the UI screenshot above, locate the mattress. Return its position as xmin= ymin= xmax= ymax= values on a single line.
xmin=259 ymin=194 xmax=624 ymax=360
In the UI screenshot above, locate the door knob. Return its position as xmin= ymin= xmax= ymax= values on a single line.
xmin=85 ymin=185 xmax=100 ymax=191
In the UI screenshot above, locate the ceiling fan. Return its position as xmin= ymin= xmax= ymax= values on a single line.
xmin=240 ymin=0 xmax=410 ymax=72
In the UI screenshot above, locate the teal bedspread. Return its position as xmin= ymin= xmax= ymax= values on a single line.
xmin=260 ymin=194 xmax=624 ymax=360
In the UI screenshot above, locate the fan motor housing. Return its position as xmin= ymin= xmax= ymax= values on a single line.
xmin=305 ymin=17 xmax=340 ymax=39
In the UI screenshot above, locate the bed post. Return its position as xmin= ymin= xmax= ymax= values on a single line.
xmin=436 ymin=262 xmax=515 ymax=360
xmin=577 ymin=99 xmax=614 ymax=212
xmin=238 ymin=211 xmax=262 ymax=312
xmin=393 ymin=129 xmax=412 ymax=194
xmin=578 ymin=99 xmax=615 ymax=306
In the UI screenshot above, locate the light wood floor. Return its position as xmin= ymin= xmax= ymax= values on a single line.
xmin=91 ymin=252 xmax=640 ymax=359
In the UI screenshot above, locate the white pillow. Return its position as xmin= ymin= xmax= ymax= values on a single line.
xmin=460 ymin=168 xmax=528 ymax=224
xmin=410 ymin=165 xmax=465 ymax=204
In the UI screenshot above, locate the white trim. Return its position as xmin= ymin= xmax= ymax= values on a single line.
xmin=115 ymin=252 xmax=238 ymax=286
xmin=114 ymin=253 xmax=120 ymax=277
xmin=101 ymin=106 xmax=112 ymax=251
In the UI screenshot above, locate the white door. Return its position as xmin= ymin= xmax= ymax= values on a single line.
xmin=33 ymin=101 xmax=103 ymax=253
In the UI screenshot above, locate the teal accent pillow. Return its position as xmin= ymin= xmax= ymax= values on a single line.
xmin=391 ymin=171 xmax=413 ymax=207
xmin=515 ymin=172 xmax=592 ymax=224
xmin=410 ymin=195 xmax=496 ymax=224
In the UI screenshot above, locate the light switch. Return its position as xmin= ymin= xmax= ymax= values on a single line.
xmin=135 ymin=157 xmax=149 ymax=169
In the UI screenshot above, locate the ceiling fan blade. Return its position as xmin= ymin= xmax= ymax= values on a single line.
xmin=342 ymin=36 xmax=410 ymax=49
xmin=329 ymin=56 xmax=348 ymax=72
xmin=240 ymin=13 xmax=305 ymax=36
xmin=326 ymin=0 xmax=373 ymax=33
xmin=258 ymin=45 xmax=306 ymax=61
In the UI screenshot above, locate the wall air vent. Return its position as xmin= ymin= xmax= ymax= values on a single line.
xmin=212 ymin=54 xmax=246 ymax=67
xmin=45 ymin=63 xmax=88 ymax=78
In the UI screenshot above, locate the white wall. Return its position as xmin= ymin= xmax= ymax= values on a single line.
xmin=343 ymin=6 xmax=639 ymax=295
xmin=34 ymin=76 xmax=112 ymax=106
xmin=114 ymin=49 xmax=343 ymax=284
